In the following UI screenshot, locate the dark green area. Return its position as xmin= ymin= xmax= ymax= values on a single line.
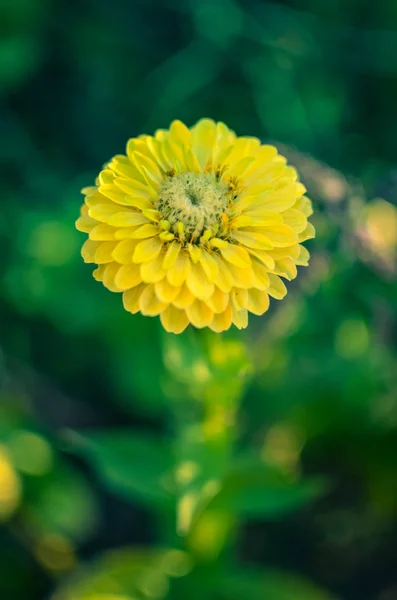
xmin=1 ymin=0 xmax=397 ymax=599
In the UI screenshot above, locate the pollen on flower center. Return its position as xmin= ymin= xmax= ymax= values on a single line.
xmin=155 ymin=172 xmax=231 ymax=240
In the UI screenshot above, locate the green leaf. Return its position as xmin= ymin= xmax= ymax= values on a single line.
xmin=64 ymin=429 xmax=174 ymax=508
xmin=215 ymin=567 xmax=336 ymax=600
xmin=51 ymin=547 xmax=192 ymax=600
xmin=207 ymin=453 xmax=327 ymax=519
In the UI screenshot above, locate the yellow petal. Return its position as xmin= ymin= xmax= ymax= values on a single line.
xmin=187 ymin=244 xmax=202 ymax=263
xmin=115 ymin=263 xmax=142 ymax=290
xmin=172 ymin=284 xmax=195 ymax=309
xmin=191 ymin=118 xmax=216 ymax=169
xmin=231 ymin=231 xmax=273 ymax=250
xmin=231 ymin=297 xmax=248 ymax=330
xmin=163 ymin=241 xmax=182 ymax=269
xmin=186 ymin=301 xmax=214 ymax=328
xmin=296 ymin=245 xmax=310 ymax=266
xmin=81 ymin=239 xmax=100 ymax=263
xmin=226 ymin=262 xmax=254 ymax=288
xmin=95 ymin=242 xmax=118 ymax=264
xmin=102 ymin=263 xmax=122 ymax=292
xmin=89 ymin=224 xmax=117 ymax=241
xmin=294 ymin=196 xmax=313 ymax=217
xmin=81 ymin=186 xmax=98 ymax=197
xmin=265 ymin=225 xmax=297 ymax=247
xmin=186 ymin=262 xmax=214 ymax=300
xmin=212 ymin=254 xmax=234 ymax=293
xmin=267 ymin=274 xmax=287 ymax=299
xmin=206 ymin=288 xmax=229 ymax=313
xmin=220 ymin=244 xmax=251 ymax=268
xmin=269 ymin=244 xmax=300 ymax=260
xmin=170 ymin=120 xmax=191 ymax=146
xmin=139 ymin=284 xmax=168 ymax=316
xmin=160 ymin=306 xmax=189 ymax=334
xmin=98 ymin=184 xmax=131 ymax=206
xmin=76 ymin=215 xmax=97 ymax=233
xmin=133 ymin=236 xmax=163 ymax=263
xmin=140 ymin=252 xmax=167 ymax=283
xmin=113 ymin=239 xmax=137 ymax=263
xmin=108 ymin=212 xmax=149 ymax=227
xmin=282 ymin=209 xmax=307 ymax=234
xmin=84 ymin=190 xmax=108 ymax=208
xmin=97 ymin=169 xmax=115 ymax=185
xmin=298 ymin=222 xmax=315 ymax=242
xmin=167 ymin=250 xmax=190 ymax=287
xmin=155 ymin=278 xmax=180 ymax=303
xmin=251 ymin=258 xmax=270 ymax=290
xmin=92 ymin=264 xmax=106 ymax=281
xmin=108 ymin=155 xmax=146 ymax=184
xmin=113 ymin=179 xmax=154 ymax=206
xmin=247 ymin=249 xmax=275 ymax=270
xmin=88 ymin=203 xmax=120 ymax=223
xmin=199 ymin=250 xmax=219 ymax=282
xmin=123 ymin=283 xmax=145 ymax=314
xmin=273 ymin=258 xmax=297 ymax=280
xmin=209 ymin=304 xmax=233 ymax=332
xmin=128 ymin=224 xmax=159 ymax=239
xmin=247 ymin=289 xmax=270 ymax=315
xmin=232 ymin=288 xmax=249 ymax=310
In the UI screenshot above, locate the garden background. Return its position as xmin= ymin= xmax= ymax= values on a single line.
xmin=1 ymin=0 xmax=397 ymax=599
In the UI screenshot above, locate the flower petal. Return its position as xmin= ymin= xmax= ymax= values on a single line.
xmin=139 ymin=285 xmax=168 ymax=316
xmin=247 ymin=289 xmax=270 ymax=315
xmin=115 ymin=264 xmax=142 ymax=290
xmin=186 ymin=262 xmax=214 ymax=300
xmin=186 ymin=301 xmax=214 ymax=328
xmin=102 ymin=263 xmax=122 ymax=292
xmin=206 ymin=288 xmax=229 ymax=313
xmin=140 ymin=252 xmax=167 ymax=283
xmin=133 ymin=237 xmax=163 ymax=263
xmin=160 ymin=306 xmax=189 ymax=334
xmin=172 ymin=284 xmax=195 ymax=309
xmin=95 ymin=242 xmax=118 ymax=264
xmin=298 ymin=222 xmax=315 ymax=242
xmin=231 ymin=231 xmax=273 ymax=250
xmin=113 ymin=239 xmax=137 ymax=263
xmin=123 ymin=284 xmax=145 ymax=314
xmin=199 ymin=250 xmax=219 ymax=282
xmin=265 ymin=225 xmax=298 ymax=247
xmin=220 ymin=244 xmax=251 ymax=268
xmin=89 ymin=224 xmax=118 ymax=241
xmin=209 ymin=304 xmax=233 ymax=332
xmin=108 ymin=212 xmax=149 ymax=227
xmin=282 ymin=209 xmax=307 ymax=234
xmin=295 ymin=245 xmax=310 ymax=266
xmin=167 ymin=250 xmax=190 ymax=287
xmin=267 ymin=274 xmax=287 ymax=299
xmin=155 ymin=278 xmax=180 ymax=303
xmin=163 ymin=241 xmax=182 ymax=269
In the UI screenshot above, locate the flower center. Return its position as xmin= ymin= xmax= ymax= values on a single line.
xmin=155 ymin=172 xmax=230 ymax=240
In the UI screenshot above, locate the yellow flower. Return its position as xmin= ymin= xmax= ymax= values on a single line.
xmin=76 ymin=119 xmax=314 ymax=334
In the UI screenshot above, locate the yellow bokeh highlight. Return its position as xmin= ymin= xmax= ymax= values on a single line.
xmin=364 ymin=199 xmax=397 ymax=255
xmin=0 ymin=445 xmax=21 ymax=521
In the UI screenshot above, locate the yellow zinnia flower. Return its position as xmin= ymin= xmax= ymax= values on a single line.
xmin=76 ymin=119 xmax=314 ymax=334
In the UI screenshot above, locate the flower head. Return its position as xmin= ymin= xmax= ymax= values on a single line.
xmin=76 ymin=119 xmax=314 ymax=333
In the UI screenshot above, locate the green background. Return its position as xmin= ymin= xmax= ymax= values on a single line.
xmin=1 ymin=0 xmax=397 ymax=599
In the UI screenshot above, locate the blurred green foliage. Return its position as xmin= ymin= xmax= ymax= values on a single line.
xmin=1 ymin=0 xmax=397 ymax=599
